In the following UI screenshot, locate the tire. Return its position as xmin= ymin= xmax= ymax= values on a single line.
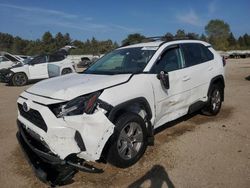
xmin=107 ymin=113 xmax=147 ymax=168
xmin=202 ymin=84 xmax=223 ymax=116
xmin=12 ymin=73 xmax=28 ymax=86
xmin=61 ymin=68 xmax=72 ymax=75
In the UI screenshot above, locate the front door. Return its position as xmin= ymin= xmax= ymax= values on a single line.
xmin=28 ymin=55 xmax=49 ymax=79
xmin=149 ymin=45 xmax=192 ymax=128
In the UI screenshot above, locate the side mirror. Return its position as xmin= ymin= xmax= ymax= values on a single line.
xmin=157 ymin=71 xmax=170 ymax=89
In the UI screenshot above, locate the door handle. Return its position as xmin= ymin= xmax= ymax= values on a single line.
xmin=208 ymin=67 xmax=213 ymax=71
xmin=182 ymin=76 xmax=190 ymax=81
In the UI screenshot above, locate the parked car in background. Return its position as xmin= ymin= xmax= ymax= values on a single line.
xmin=0 ymin=46 xmax=76 ymax=86
xmin=16 ymin=39 xmax=225 ymax=185
xmin=0 ymin=55 xmax=13 ymax=70
xmin=0 ymin=52 xmax=25 ymax=69
xmin=77 ymin=57 xmax=99 ymax=69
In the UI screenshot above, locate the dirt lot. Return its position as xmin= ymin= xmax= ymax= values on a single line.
xmin=0 ymin=59 xmax=250 ymax=188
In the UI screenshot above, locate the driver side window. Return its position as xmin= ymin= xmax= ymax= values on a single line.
xmin=151 ymin=47 xmax=182 ymax=74
xmin=29 ymin=55 xmax=47 ymax=65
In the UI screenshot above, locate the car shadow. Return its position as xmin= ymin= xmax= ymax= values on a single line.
xmin=128 ymin=165 xmax=175 ymax=188
xmin=245 ymin=75 xmax=250 ymax=81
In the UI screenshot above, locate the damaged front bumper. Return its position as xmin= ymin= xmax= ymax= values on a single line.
xmin=0 ymin=68 xmax=13 ymax=83
xmin=16 ymin=120 xmax=103 ymax=186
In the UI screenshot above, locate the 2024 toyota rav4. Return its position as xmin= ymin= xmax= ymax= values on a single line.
xmin=16 ymin=40 xmax=225 ymax=185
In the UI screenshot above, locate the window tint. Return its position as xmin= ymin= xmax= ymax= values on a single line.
xmin=151 ymin=47 xmax=182 ymax=73
xmin=48 ymin=54 xmax=65 ymax=62
xmin=201 ymin=46 xmax=214 ymax=61
xmin=29 ymin=55 xmax=47 ymax=65
xmin=182 ymin=43 xmax=214 ymax=67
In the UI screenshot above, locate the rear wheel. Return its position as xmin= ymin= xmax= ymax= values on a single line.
xmin=202 ymin=84 xmax=223 ymax=116
xmin=12 ymin=73 xmax=28 ymax=86
xmin=61 ymin=68 xmax=72 ymax=75
xmin=107 ymin=113 xmax=147 ymax=168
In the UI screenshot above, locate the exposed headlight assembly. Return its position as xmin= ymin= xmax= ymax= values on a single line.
xmin=50 ymin=91 xmax=102 ymax=118
xmin=6 ymin=71 xmax=14 ymax=78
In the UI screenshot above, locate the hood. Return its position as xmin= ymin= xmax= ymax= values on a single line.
xmin=26 ymin=73 xmax=132 ymax=101
xmin=1 ymin=52 xmax=23 ymax=63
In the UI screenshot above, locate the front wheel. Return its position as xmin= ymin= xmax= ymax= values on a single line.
xmin=12 ymin=73 xmax=28 ymax=86
xmin=107 ymin=113 xmax=147 ymax=168
xmin=202 ymin=84 xmax=223 ymax=116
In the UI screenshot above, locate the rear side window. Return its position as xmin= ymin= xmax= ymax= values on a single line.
xmin=29 ymin=55 xmax=47 ymax=65
xmin=48 ymin=54 xmax=65 ymax=62
xmin=182 ymin=43 xmax=214 ymax=67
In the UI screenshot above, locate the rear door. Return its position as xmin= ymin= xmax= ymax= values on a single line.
xmin=28 ymin=55 xmax=49 ymax=79
xmin=180 ymin=43 xmax=214 ymax=103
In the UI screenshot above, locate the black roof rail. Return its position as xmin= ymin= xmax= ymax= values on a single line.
xmin=142 ymin=36 xmax=165 ymax=42
xmin=120 ymin=36 xmax=197 ymax=47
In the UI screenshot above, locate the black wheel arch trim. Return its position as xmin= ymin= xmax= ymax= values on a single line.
xmin=107 ymin=97 xmax=152 ymax=123
xmin=107 ymin=97 xmax=154 ymax=145
xmin=208 ymin=75 xmax=225 ymax=101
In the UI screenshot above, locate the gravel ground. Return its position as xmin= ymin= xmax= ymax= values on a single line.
xmin=0 ymin=59 xmax=249 ymax=188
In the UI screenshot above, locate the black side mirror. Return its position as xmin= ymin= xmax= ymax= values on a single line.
xmin=157 ymin=71 xmax=170 ymax=89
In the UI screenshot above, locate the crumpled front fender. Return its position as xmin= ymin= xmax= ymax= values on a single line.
xmin=63 ymin=110 xmax=115 ymax=161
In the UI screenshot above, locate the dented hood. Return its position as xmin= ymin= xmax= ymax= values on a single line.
xmin=26 ymin=73 xmax=131 ymax=100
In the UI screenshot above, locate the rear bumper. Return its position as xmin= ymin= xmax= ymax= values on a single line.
xmin=16 ymin=120 xmax=103 ymax=186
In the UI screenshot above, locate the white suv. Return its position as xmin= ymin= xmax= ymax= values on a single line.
xmin=16 ymin=40 xmax=225 ymax=185
xmin=0 ymin=46 xmax=75 ymax=86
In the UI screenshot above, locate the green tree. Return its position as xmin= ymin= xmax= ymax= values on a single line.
xmin=238 ymin=36 xmax=246 ymax=49
xmin=0 ymin=33 xmax=14 ymax=51
xmin=122 ymin=33 xmax=146 ymax=46
xmin=63 ymin=33 xmax=71 ymax=45
xmin=205 ymin=19 xmax=230 ymax=50
xmin=163 ymin=32 xmax=174 ymax=41
xmin=227 ymin=32 xmax=237 ymax=49
xmin=200 ymin=34 xmax=207 ymax=42
xmin=42 ymin=31 xmax=53 ymax=45
xmin=12 ymin=37 xmax=28 ymax=54
xmin=186 ymin=32 xmax=199 ymax=40
xmin=243 ymin=33 xmax=250 ymax=47
xmin=175 ymin=29 xmax=186 ymax=38
xmin=55 ymin=32 xmax=65 ymax=48
xmin=42 ymin=31 xmax=54 ymax=53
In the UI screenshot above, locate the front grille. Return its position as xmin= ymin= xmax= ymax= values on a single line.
xmin=18 ymin=103 xmax=48 ymax=132
xmin=18 ymin=122 xmax=50 ymax=153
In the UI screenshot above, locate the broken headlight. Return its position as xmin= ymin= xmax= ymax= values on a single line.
xmin=50 ymin=91 xmax=102 ymax=118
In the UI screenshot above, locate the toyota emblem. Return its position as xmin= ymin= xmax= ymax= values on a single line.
xmin=23 ymin=102 xmax=29 ymax=112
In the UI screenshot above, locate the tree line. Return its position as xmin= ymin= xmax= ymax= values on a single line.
xmin=0 ymin=19 xmax=249 ymax=56
xmin=122 ymin=20 xmax=250 ymax=51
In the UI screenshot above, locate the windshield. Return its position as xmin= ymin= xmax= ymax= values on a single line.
xmin=0 ymin=56 xmax=8 ymax=63
xmin=22 ymin=56 xmax=32 ymax=64
xmin=84 ymin=47 xmax=156 ymax=75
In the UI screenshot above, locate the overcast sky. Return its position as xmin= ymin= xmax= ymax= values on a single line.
xmin=0 ymin=0 xmax=249 ymax=43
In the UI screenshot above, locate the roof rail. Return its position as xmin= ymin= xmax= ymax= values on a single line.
xmin=142 ymin=36 xmax=165 ymax=42
xmin=120 ymin=36 xmax=197 ymax=47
